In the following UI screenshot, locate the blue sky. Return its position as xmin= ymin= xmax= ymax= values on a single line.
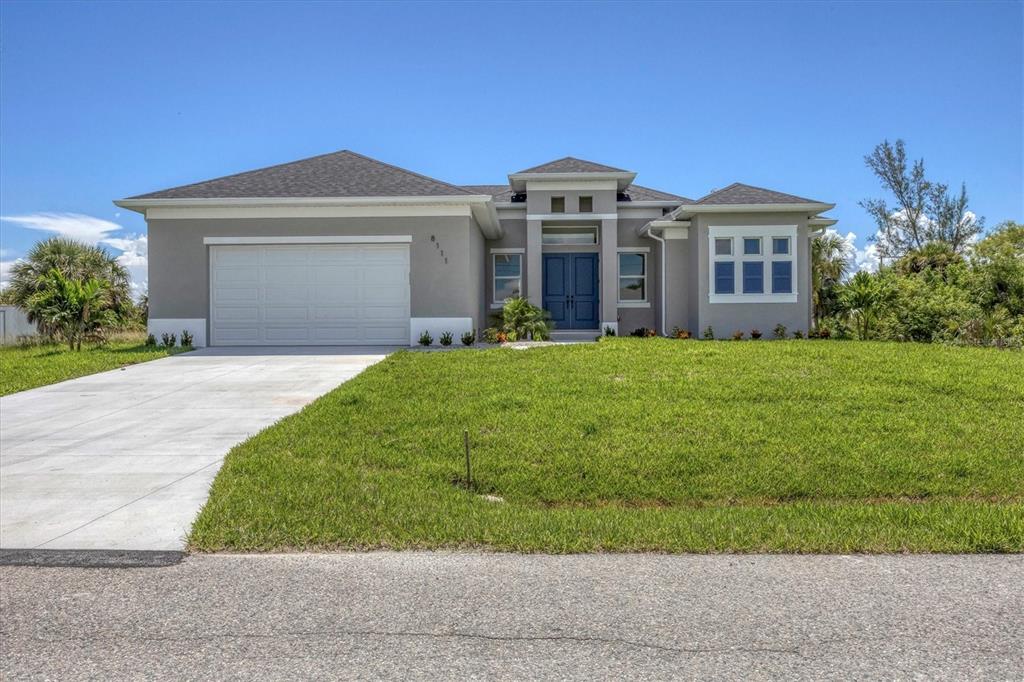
xmin=1 ymin=0 xmax=1021 ymax=290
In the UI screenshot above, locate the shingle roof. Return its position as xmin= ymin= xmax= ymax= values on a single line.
xmin=623 ymin=184 xmax=693 ymax=203
xmin=696 ymin=182 xmax=820 ymax=205
xmin=514 ymin=157 xmax=630 ymax=174
xmin=460 ymin=184 xmax=515 ymax=202
xmin=128 ymin=150 xmax=475 ymax=199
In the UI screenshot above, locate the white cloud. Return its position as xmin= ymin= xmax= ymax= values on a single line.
xmin=0 ymin=213 xmax=147 ymax=296
xmin=1 ymin=212 xmax=123 ymax=246
xmin=0 ymin=258 xmax=20 ymax=290
xmin=825 ymin=229 xmax=880 ymax=275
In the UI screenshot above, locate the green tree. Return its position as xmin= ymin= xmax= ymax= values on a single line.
xmin=26 ymin=269 xmax=116 ymax=350
xmin=811 ymin=231 xmax=851 ymax=325
xmin=8 ymin=238 xmax=132 ymax=335
xmin=969 ymin=221 xmax=1024 ymax=316
xmin=840 ymin=271 xmax=888 ymax=340
xmin=861 ymin=139 xmax=983 ymax=261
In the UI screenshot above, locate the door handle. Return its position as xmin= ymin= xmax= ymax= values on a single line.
xmin=570 ymin=295 xmax=575 ymax=308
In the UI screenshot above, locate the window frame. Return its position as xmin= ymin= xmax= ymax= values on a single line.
xmin=708 ymin=226 xmax=798 ymax=303
xmin=617 ymin=249 xmax=650 ymax=307
xmin=578 ymin=195 xmax=593 ymax=213
xmin=491 ymin=250 xmax=523 ymax=307
xmin=541 ymin=225 xmax=599 ymax=246
xmin=550 ymin=196 xmax=565 ymax=213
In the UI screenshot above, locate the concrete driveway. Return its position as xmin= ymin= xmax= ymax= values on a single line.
xmin=0 ymin=347 xmax=392 ymax=551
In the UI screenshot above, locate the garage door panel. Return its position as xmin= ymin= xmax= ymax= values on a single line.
xmin=264 ymin=286 xmax=311 ymax=304
xmin=310 ymin=287 xmax=359 ymax=305
xmin=362 ymin=284 xmax=408 ymax=304
xmin=210 ymin=243 xmax=410 ymax=346
xmin=213 ymin=306 xmax=260 ymax=323
xmin=261 ymin=248 xmax=309 ymax=266
xmin=264 ymin=327 xmax=313 ymax=342
xmin=310 ymin=249 xmax=361 ymax=265
xmin=214 ymin=248 xmax=260 ymax=267
xmin=215 ymin=267 xmax=259 ymax=284
xmin=312 ymin=269 xmax=360 ymax=286
xmin=264 ymin=306 xmax=310 ymax=324
xmin=213 ymin=327 xmax=261 ymax=343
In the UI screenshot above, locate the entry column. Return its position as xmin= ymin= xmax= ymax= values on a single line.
xmin=526 ymin=219 xmax=543 ymax=307
xmin=600 ymin=218 xmax=618 ymax=334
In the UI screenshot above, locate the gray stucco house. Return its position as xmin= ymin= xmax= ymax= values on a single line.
xmin=116 ymin=151 xmax=836 ymax=346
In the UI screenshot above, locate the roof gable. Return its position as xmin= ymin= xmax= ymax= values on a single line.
xmin=129 ymin=150 xmax=476 ymax=200
xmin=696 ymin=182 xmax=820 ymax=205
xmin=514 ymin=156 xmax=630 ymax=174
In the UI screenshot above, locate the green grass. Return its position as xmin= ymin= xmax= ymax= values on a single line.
xmin=190 ymin=338 xmax=1024 ymax=553
xmin=0 ymin=332 xmax=189 ymax=396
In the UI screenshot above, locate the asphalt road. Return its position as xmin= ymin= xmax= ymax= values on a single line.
xmin=2 ymin=553 xmax=1021 ymax=680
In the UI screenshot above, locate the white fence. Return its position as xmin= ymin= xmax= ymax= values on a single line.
xmin=0 ymin=306 xmax=38 ymax=345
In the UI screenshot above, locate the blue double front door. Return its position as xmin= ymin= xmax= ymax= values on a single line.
xmin=542 ymin=253 xmax=599 ymax=329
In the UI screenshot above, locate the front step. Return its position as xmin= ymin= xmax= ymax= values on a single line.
xmin=549 ymin=330 xmax=602 ymax=342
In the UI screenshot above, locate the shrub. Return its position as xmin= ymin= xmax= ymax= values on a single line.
xmin=418 ymin=331 xmax=433 ymax=346
xmin=703 ymin=326 xmax=715 ymax=340
xmin=816 ymin=315 xmax=854 ymax=340
xmin=603 ymin=325 xmax=616 ymax=337
xmin=773 ymin=323 xmax=788 ymax=339
xmin=493 ymin=296 xmax=551 ymax=341
xmin=439 ymin=331 xmax=453 ymax=346
xmin=161 ymin=332 xmax=176 ymax=347
xmin=630 ymin=327 xmax=656 ymax=338
xmin=482 ymin=328 xmax=500 ymax=344
xmin=792 ymin=330 xmax=804 ymax=339
xmin=145 ymin=333 xmax=157 ymax=346
xmin=180 ymin=330 xmax=194 ymax=347
xmin=461 ymin=330 xmax=476 ymax=346
xmin=731 ymin=330 xmax=744 ymax=341
xmin=750 ymin=329 xmax=762 ymax=340
xmin=671 ymin=327 xmax=691 ymax=340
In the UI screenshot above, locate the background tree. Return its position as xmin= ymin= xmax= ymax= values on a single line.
xmin=811 ymin=232 xmax=851 ymax=325
xmin=25 ymin=269 xmax=115 ymax=350
xmin=7 ymin=238 xmax=132 ymax=334
xmin=861 ymin=139 xmax=983 ymax=261
xmin=840 ymin=271 xmax=888 ymax=339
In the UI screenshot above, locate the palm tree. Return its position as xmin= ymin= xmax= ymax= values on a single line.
xmin=7 ymin=238 xmax=131 ymax=335
xmin=26 ymin=269 xmax=115 ymax=350
xmin=811 ymin=232 xmax=851 ymax=325
xmin=840 ymin=271 xmax=886 ymax=340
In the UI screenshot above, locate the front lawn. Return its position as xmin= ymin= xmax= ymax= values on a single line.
xmin=190 ymin=339 xmax=1024 ymax=553
xmin=0 ymin=333 xmax=189 ymax=396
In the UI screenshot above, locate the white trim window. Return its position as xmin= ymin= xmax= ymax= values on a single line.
xmin=618 ymin=251 xmax=648 ymax=306
xmin=492 ymin=252 xmax=522 ymax=305
xmin=708 ymin=226 xmax=798 ymax=303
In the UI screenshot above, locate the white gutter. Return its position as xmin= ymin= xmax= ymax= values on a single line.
xmin=644 ymin=226 xmax=668 ymax=336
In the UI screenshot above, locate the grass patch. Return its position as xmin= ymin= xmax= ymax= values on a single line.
xmin=190 ymin=339 xmax=1024 ymax=553
xmin=0 ymin=332 xmax=189 ymax=396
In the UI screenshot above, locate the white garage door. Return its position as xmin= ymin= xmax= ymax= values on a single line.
xmin=209 ymin=244 xmax=410 ymax=345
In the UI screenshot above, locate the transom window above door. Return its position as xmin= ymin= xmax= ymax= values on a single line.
xmin=542 ymin=226 xmax=598 ymax=245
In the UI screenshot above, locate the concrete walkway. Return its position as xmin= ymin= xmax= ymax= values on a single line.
xmin=0 ymin=347 xmax=392 ymax=551
xmin=2 ymin=553 xmax=1021 ymax=679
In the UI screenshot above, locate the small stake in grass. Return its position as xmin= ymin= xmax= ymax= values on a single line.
xmin=463 ymin=429 xmax=472 ymax=489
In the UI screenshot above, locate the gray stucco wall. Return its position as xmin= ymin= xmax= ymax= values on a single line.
xmin=525 ymin=189 xmax=617 ymax=215
xmin=147 ymin=215 xmax=486 ymax=330
xmin=692 ymin=212 xmax=812 ymax=338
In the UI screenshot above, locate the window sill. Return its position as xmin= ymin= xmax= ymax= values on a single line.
xmin=709 ymin=293 xmax=798 ymax=304
xmin=617 ymin=301 xmax=651 ymax=308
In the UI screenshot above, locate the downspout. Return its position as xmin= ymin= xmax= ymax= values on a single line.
xmin=645 ymin=227 xmax=667 ymax=336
